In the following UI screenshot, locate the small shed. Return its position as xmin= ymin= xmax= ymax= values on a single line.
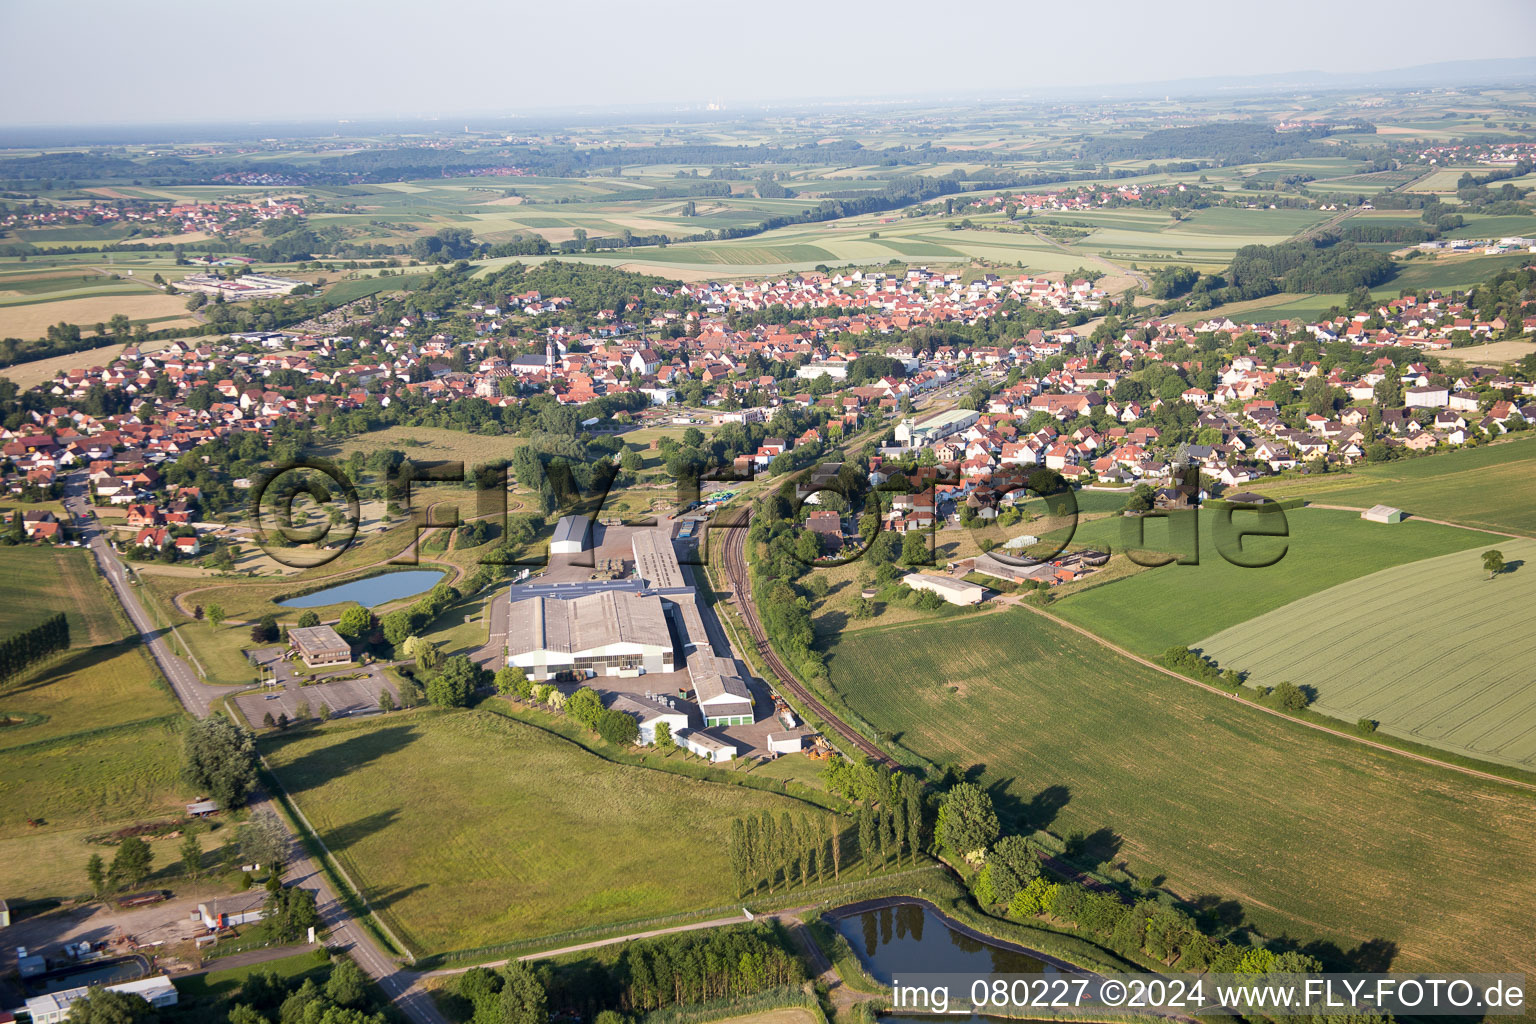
xmin=1362 ymin=504 xmax=1405 ymax=524
xmin=186 ymin=799 xmax=219 ymax=817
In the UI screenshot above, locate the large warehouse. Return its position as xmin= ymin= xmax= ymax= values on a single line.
xmin=507 ymin=590 xmax=674 ymax=680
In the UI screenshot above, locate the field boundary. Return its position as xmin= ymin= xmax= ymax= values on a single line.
xmin=1010 ymin=601 xmax=1536 ymax=793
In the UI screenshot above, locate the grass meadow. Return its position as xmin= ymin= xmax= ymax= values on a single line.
xmin=0 ymin=546 xmax=124 ymax=648
xmin=819 ymin=610 xmax=1536 ymax=974
xmin=261 ymin=710 xmax=836 ymax=956
xmin=1248 ymin=436 xmax=1536 ymax=536
xmin=1049 ymin=507 xmax=1493 ymax=655
xmin=1199 ymin=538 xmax=1536 ymax=770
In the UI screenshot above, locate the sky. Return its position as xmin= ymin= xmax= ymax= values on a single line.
xmin=3 ymin=0 xmax=1535 ymax=126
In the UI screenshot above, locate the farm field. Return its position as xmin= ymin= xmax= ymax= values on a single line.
xmin=0 ymin=546 xmax=124 ymax=646
xmin=261 ymin=710 xmax=830 ymax=956
xmin=0 ymin=707 xmax=186 ymax=900
xmin=819 ymin=611 xmax=1536 ymax=973
xmin=1251 ymin=436 xmax=1536 ymax=536
xmin=1199 ymin=539 xmax=1536 ymax=770
xmin=1437 ymin=339 xmax=1536 ymax=364
xmin=0 ymin=291 xmax=196 ymax=339
xmin=1049 ymin=507 xmax=1493 ymax=656
xmin=0 ymin=641 xmax=178 ymax=750
xmin=0 ymin=545 xmax=189 ymax=899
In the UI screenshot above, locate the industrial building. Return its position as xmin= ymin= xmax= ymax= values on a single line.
xmin=895 ymin=408 xmax=980 ymax=447
xmin=507 ymin=590 xmax=674 ymax=680
xmin=903 ymin=573 xmax=988 ymax=606
xmin=27 ymin=976 xmax=178 ymax=1023
xmin=287 ymin=624 xmax=353 ymax=667
xmin=551 ymin=514 xmax=592 ymax=555
xmin=608 ymin=692 xmax=691 ymax=745
xmin=632 ymin=530 xmax=686 ymax=589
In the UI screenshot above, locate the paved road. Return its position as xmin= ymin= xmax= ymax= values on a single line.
xmin=62 ymin=474 xmax=450 ymax=1024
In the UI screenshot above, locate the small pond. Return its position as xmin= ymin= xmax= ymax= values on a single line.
xmin=833 ymin=902 xmax=1057 ymax=1023
xmin=278 ymin=570 xmax=447 ymax=609
xmin=32 ymin=954 xmax=148 ymax=995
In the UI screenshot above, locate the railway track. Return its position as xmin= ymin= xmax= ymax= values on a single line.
xmin=716 ymin=508 xmax=894 ymax=766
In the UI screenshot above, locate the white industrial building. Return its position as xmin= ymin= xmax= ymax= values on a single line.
xmin=551 ymin=515 xmax=592 ymax=555
xmin=27 ymin=976 xmax=178 ymax=1023
xmin=609 ymin=692 xmax=691 ymax=745
xmin=507 ymin=590 xmax=674 ymax=680
xmin=903 ymin=573 xmax=988 ymax=606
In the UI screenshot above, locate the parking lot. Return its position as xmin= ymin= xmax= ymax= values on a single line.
xmin=232 ymin=664 xmax=398 ymax=724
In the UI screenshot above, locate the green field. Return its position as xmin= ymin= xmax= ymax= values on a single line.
xmin=0 ymin=544 xmax=191 ymax=901
xmin=1049 ymin=507 xmax=1493 ymax=655
xmin=1199 ymin=539 xmax=1536 ymax=769
xmin=261 ymin=710 xmax=831 ymax=956
xmin=0 ymin=546 xmax=123 ymax=646
xmin=1251 ymin=437 xmax=1536 ymax=536
xmin=820 ymin=611 xmax=1536 ymax=973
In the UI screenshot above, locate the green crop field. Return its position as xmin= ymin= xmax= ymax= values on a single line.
xmin=1199 ymin=539 xmax=1536 ymax=769
xmin=1049 ymin=507 xmax=1493 ymax=655
xmin=0 ymin=546 xmax=124 ymax=647
xmin=1250 ymin=437 xmax=1536 ymax=536
xmin=261 ymin=710 xmax=832 ymax=956
xmin=819 ymin=611 xmax=1536 ymax=974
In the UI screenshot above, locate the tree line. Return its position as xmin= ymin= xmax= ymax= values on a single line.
xmin=0 ymin=611 xmax=68 ymax=683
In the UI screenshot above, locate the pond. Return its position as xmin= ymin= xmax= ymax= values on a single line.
xmin=278 ymin=570 xmax=447 ymax=609
xmin=32 ymin=954 xmax=148 ymax=995
xmin=833 ymin=902 xmax=1057 ymax=1023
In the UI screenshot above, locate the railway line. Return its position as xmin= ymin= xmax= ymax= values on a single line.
xmin=716 ymin=508 xmax=894 ymax=766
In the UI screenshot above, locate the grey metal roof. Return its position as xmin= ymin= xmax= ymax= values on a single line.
xmin=552 ymin=515 xmax=591 ymax=546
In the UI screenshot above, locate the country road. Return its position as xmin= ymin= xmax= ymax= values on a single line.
xmin=62 ymin=472 xmax=450 ymax=1024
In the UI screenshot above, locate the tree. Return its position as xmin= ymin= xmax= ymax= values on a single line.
xmin=494 ymin=665 xmax=530 ymax=697
xmin=936 ymin=782 xmax=998 ymax=862
xmin=378 ymin=689 xmax=395 ymax=713
xmin=1271 ymin=680 xmax=1311 ymax=714
xmin=296 ymin=610 xmax=321 ymax=629
xmin=207 ymin=604 xmax=226 ymax=629
xmin=59 ymin=987 xmax=157 ymax=1023
xmin=325 ymin=957 xmax=368 ymax=1008
xmin=412 ymin=637 xmax=442 ymax=675
xmin=498 ymin=961 xmax=548 ymax=1024
xmin=267 ymin=884 xmax=319 ymax=942
xmin=654 ymin=720 xmax=674 ymax=751
xmin=900 ymin=531 xmax=929 ymax=566
xmin=237 ymin=810 xmax=290 ymax=870
xmin=427 ymin=654 xmax=484 ymax=707
xmin=1482 ymin=548 xmax=1506 ymax=580
xmin=565 ymin=686 xmax=603 ymax=726
xmin=335 ymin=604 xmax=372 ymax=641
xmin=180 ymin=832 xmax=203 ymax=880
xmin=182 ymin=715 xmax=258 ymax=808
xmin=108 ymin=836 xmax=153 ymax=892
xmin=86 ymin=852 xmax=106 ymax=897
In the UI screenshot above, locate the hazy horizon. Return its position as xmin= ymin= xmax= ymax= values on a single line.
xmin=3 ymin=0 xmax=1535 ymax=129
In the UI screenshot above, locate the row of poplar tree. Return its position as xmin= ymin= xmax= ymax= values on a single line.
xmin=726 ymin=771 xmax=927 ymax=896
xmin=0 ymin=611 xmax=69 ymax=683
